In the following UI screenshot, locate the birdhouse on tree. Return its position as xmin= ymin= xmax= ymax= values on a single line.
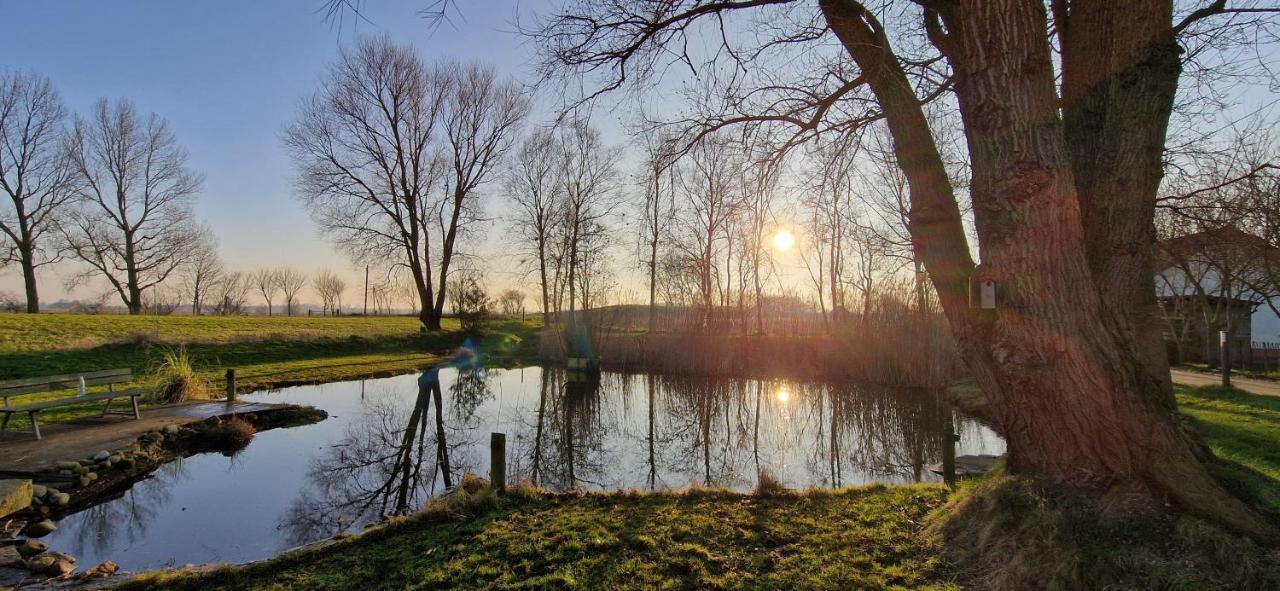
xmin=970 ymin=264 xmax=1000 ymax=310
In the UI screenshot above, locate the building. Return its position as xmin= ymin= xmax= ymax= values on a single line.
xmin=1154 ymin=227 xmax=1280 ymax=366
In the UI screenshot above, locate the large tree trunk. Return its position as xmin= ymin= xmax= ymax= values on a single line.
xmin=821 ymin=0 xmax=1271 ymax=539
xmin=19 ymin=243 xmax=38 ymax=314
xmin=1059 ymin=0 xmax=1178 ymax=398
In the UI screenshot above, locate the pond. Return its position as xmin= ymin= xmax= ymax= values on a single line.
xmin=40 ymin=366 xmax=1003 ymax=571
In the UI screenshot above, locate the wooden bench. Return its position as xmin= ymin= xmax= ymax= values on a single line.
xmin=0 ymin=369 xmax=143 ymax=439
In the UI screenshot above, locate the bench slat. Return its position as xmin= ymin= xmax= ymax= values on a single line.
xmin=0 ymin=369 xmax=132 ymax=396
xmin=0 ymin=369 xmax=131 ymax=390
xmin=0 ymin=390 xmax=146 ymax=413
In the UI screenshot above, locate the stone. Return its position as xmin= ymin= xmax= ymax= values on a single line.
xmin=26 ymin=554 xmax=55 ymax=572
xmin=17 ymin=540 xmax=47 ymax=558
xmin=31 ymin=485 xmax=46 ymax=498
xmin=107 ymin=454 xmax=122 ymax=464
xmin=44 ymin=486 xmax=59 ymax=495
xmin=45 ymin=557 xmax=74 ymax=577
xmin=23 ymin=519 xmax=56 ymax=537
xmin=54 ymin=461 xmax=79 ymax=471
xmin=0 ymin=480 xmax=32 ymax=517
xmin=92 ymin=451 xmax=110 ymax=462
xmin=75 ymin=476 xmax=90 ymax=488
xmin=86 ymin=473 xmax=97 ymax=482
xmin=0 ymin=545 xmax=22 ymax=567
xmin=48 ymin=493 xmax=69 ymax=507
xmin=71 ymin=465 xmax=87 ymax=475
xmin=163 ymin=423 xmax=180 ymax=435
xmin=57 ymin=470 xmax=71 ymax=476
xmin=82 ymin=560 xmax=118 ymax=578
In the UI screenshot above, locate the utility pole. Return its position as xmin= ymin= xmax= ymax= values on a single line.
xmin=363 ymin=265 xmax=369 ymax=315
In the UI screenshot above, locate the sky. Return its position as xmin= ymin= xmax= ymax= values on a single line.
xmin=0 ymin=0 xmax=658 ymax=305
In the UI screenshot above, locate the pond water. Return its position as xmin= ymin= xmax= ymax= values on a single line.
xmin=40 ymin=367 xmax=1003 ymax=571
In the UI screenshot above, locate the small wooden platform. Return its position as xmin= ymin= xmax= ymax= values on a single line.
xmin=929 ymin=454 xmax=1002 ymax=478
xmin=0 ymin=401 xmax=287 ymax=474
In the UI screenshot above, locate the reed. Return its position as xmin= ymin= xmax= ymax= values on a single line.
xmin=539 ymin=292 xmax=961 ymax=387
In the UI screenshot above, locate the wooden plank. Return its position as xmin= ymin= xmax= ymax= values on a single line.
xmin=0 ymin=368 xmax=130 ymax=389
xmin=0 ymin=390 xmax=145 ymax=413
xmin=0 ymin=369 xmax=132 ymax=395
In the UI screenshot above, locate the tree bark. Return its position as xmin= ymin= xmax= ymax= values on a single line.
xmin=1059 ymin=0 xmax=1179 ymax=399
xmin=821 ymin=0 xmax=1271 ymax=538
xmin=19 ymin=241 xmax=38 ymax=314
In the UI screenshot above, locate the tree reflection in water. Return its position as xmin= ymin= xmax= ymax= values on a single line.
xmin=280 ymin=368 xmax=489 ymax=546
xmin=511 ymin=369 xmax=971 ymax=492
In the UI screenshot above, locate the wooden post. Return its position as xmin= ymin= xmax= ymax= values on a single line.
xmin=225 ymin=369 xmax=237 ymax=402
xmin=942 ymin=418 xmax=957 ymax=486
xmin=1220 ymin=330 xmax=1231 ymax=388
xmin=490 ymin=432 xmax=506 ymax=492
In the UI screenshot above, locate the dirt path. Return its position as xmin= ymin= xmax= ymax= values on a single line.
xmin=1171 ymin=368 xmax=1280 ymax=397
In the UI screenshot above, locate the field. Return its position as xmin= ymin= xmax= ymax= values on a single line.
xmin=0 ymin=313 xmax=539 ymax=428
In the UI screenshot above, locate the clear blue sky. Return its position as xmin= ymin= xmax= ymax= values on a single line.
xmin=0 ymin=0 xmax=567 ymax=302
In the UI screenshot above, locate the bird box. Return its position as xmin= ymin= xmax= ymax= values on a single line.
xmin=970 ymin=264 xmax=1000 ymax=310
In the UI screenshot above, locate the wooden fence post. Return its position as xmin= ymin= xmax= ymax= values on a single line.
xmin=942 ymin=418 xmax=957 ymax=486
xmin=226 ymin=369 xmax=236 ymax=402
xmin=1220 ymin=331 xmax=1231 ymax=388
xmin=490 ymin=432 xmax=506 ymax=493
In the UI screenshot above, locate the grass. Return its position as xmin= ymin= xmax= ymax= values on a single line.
xmin=1177 ymin=384 xmax=1280 ymax=514
xmin=120 ymin=480 xmax=956 ymax=591
xmin=0 ymin=313 xmax=539 ymax=429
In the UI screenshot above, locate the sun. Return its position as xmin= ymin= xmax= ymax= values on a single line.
xmin=771 ymin=230 xmax=795 ymax=252
xmin=776 ymin=387 xmax=790 ymax=403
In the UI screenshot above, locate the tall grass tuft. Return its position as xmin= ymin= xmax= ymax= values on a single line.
xmin=151 ymin=347 xmax=209 ymax=403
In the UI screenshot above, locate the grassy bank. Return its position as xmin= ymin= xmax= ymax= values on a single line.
xmin=0 ymin=313 xmax=539 ymax=428
xmin=122 ymin=481 xmax=955 ymax=591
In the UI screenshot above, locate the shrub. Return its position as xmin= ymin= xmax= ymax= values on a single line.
xmin=151 ymin=347 xmax=209 ymax=403
xmin=201 ymin=417 xmax=256 ymax=454
xmin=753 ymin=470 xmax=789 ymax=497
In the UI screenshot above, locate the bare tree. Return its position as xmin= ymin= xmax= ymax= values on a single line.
xmin=431 ymin=62 xmax=531 ymax=326
xmin=314 ymin=269 xmax=346 ymax=316
xmin=277 ymin=267 xmax=308 ymax=316
xmin=637 ymin=135 xmax=678 ymax=332
xmin=61 ymin=98 xmax=203 ymax=315
xmin=497 ymin=289 xmax=525 ymax=316
xmin=211 ymin=271 xmax=252 ymax=316
xmin=671 ymin=136 xmax=742 ymax=325
xmin=0 ymin=70 xmax=75 ymax=313
xmin=251 ymin=268 xmax=281 ymax=316
xmin=286 ymin=35 xmax=528 ymax=331
xmin=505 ymin=128 xmax=562 ymax=325
xmin=528 ymin=0 xmax=1280 ymax=537
xmin=555 ymin=118 xmax=622 ymax=322
xmin=180 ymin=227 xmax=224 ymax=315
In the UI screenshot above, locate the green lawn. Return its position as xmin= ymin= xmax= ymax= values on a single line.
xmin=1177 ymin=384 xmax=1280 ymax=513
xmin=0 ymin=313 xmax=539 ymax=428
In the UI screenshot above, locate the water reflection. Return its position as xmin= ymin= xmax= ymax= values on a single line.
xmin=38 ymin=367 xmax=1002 ymax=571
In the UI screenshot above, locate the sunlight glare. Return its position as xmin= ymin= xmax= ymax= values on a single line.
xmin=772 ymin=230 xmax=795 ymax=252
xmin=776 ymin=387 xmax=790 ymax=403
